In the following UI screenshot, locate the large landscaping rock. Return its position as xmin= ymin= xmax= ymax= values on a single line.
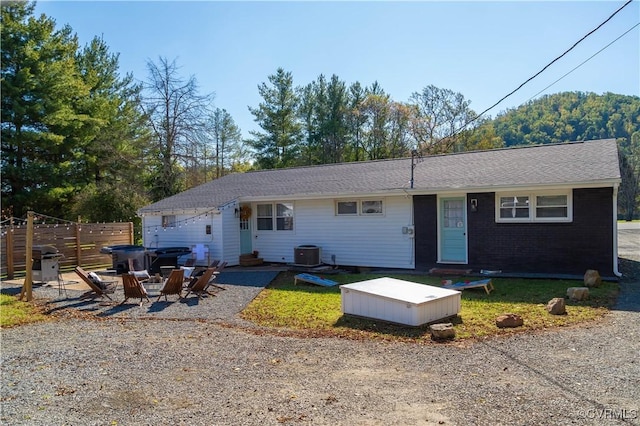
xmin=546 ymin=298 xmax=566 ymax=315
xmin=496 ymin=313 xmax=523 ymax=328
xmin=567 ymin=287 xmax=590 ymax=301
xmin=429 ymin=323 xmax=456 ymax=341
xmin=584 ymin=270 xmax=602 ymax=288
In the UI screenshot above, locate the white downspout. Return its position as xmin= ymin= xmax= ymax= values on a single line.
xmin=613 ymin=183 xmax=622 ymax=278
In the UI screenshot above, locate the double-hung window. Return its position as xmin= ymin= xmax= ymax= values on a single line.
xmin=276 ymin=203 xmax=294 ymax=230
xmin=256 ymin=202 xmax=294 ymax=231
xmin=256 ymin=204 xmax=273 ymax=230
xmin=496 ymin=191 xmax=571 ymax=223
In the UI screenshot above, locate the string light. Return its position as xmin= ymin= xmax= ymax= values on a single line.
xmin=139 ymin=207 xmax=229 ymax=232
xmin=0 ymin=212 xmax=129 ymax=238
xmin=0 ymin=204 xmax=234 ymax=238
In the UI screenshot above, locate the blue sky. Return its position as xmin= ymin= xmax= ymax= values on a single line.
xmin=35 ymin=1 xmax=639 ymax=139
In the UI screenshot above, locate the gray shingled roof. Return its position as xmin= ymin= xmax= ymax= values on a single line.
xmin=138 ymin=139 xmax=620 ymax=214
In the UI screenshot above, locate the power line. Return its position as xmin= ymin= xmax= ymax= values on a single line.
xmin=527 ymin=22 xmax=640 ymax=102
xmin=442 ymin=0 xmax=635 ymax=142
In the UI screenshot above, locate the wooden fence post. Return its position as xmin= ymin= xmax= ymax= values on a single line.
xmin=75 ymin=217 xmax=82 ymax=267
xmin=19 ymin=211 xmax=34 ymax=301
xmin=6 ymin=218 xmax=14 ymax=279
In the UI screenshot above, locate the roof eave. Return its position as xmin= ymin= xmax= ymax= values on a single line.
xmin=138 ymin=178 xmax=621 ymax=214
xmin=137 ymin=207 xmax=221 ymax=216
xmin=408 ymin=179 xmax=622 ymax=195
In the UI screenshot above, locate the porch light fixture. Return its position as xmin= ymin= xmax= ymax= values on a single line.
xmin=470 ymin=199 xmax=478 ymax=212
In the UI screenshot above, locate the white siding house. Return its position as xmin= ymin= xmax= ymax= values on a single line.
xmin=249 ymin=196 xmax=414 ymax=268
xmin=141 ymin=210 xmax=221 ymax=265
xmin=138 ymin=139 xmax=621 ymax=277
xmin=141 ymin=195 xmax=416 ymax=269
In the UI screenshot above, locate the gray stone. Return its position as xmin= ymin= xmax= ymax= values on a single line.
xmin=430 ymin=323 xmax=456 ymax=341
xmin=546 ymin=297 xmax=566 ymax=315
xmin=496 ymin=313 xmax=524 ymax=328
xmin=584 ymin=270 xmax=602 ymax=288
xmin=567 ymin=287 xmax=590 ymax=301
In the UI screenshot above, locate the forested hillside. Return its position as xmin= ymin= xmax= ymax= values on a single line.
xmin=481 ymin=92 xmax=640 ymax=219
xmin=485 ymin=92 xmax=639 ymax=147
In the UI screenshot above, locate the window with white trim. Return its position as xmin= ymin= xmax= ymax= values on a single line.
xmin=535 ymin=195 xmax=568 ymax=219
xmin=256 ymin=202 xmax=294 ymax=231
xmin=336 ymin=199 xmax=384 ymax=216
xmin=362 ymin=200 xmax=383 ymax=215
xmin=256 ymin=204 xmax=273 ymax=230
xmin=498 ymin=196 xmax=530 ymax=220
xmin=162 ymin=215 xmax=176 ymax=228
xmin=276 ymin=202 xmax=294 ymax=230
xmin=496 ymin=192 xmax=571 ymax=222
xmin=336 ymin=201 xmax=358 ymax=215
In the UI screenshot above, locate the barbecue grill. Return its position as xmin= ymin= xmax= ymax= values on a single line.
xmin=32 ymin=245 xmax=64 ymax=283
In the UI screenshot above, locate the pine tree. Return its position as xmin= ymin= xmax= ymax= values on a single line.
xmin=211 ymin=108 xmax=242 ymax=178
xmin=2 ymin=2 xmax=84 ymax=217
xmin=248 ymin=68 xmax=302 ymax=169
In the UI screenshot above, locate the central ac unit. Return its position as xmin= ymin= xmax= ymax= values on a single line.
xmin=294 ymin=245 xmax=321 ymax=266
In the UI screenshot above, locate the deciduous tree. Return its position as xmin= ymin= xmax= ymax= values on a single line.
xmin=619 ymin=133 xmax=640 ymax=220
xmin=142 ymin=57 xmax=213 ymax=201
xmin=409 ymin=85 xmax=477 ymax=154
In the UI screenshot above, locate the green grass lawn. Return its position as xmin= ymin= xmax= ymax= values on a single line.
xmin=1 ymin=272 xmax=618 ymax=341
xmin=241 ymin=271 xmax=618 ymax=342
xmin=0 ymin=294 xmax=49 ymax=328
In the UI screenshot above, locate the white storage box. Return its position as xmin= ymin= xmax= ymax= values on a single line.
xmin=340 ymin=277 xmax=461 ymax=326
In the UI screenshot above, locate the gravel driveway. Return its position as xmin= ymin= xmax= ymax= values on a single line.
xmin=2 ymin=229 xmax=639 ymax=425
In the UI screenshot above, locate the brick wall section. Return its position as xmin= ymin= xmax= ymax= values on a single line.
xmin=467 ymin=188 xmax=614 ymax=275
xmin=414 ymin=188 xmax=615 ymax=276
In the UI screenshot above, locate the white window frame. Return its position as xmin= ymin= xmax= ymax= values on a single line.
xmin=162 ymin=215 xmax=176 ymax=228
xmin=256 ymin=204 xmax=273 ymax=231
xmin=256 ymin=202 xmax=294 ymax=231
xmin=276 ymin=202 xmax=294 ymax=230
xmin=335 ymin=199 xmax=384 ymax=216
xmin=361 ymin=200 xmax=383 ymax=215
xmin=335 ymin=200 xmax=358 ymax=216
xmin=495 ymin=191 xmax=572 ymax=223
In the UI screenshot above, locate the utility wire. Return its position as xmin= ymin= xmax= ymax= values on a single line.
xmin=527 ymin=22 xmax=640 ymax=102
xmin=442 ymin=0 xmax=635 ymax=142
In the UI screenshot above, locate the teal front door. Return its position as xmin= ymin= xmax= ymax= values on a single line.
xmin=440 ymin=197 xmax=467 ymax=263
xmin=240 ymin=215 xmax=252 ymax=255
